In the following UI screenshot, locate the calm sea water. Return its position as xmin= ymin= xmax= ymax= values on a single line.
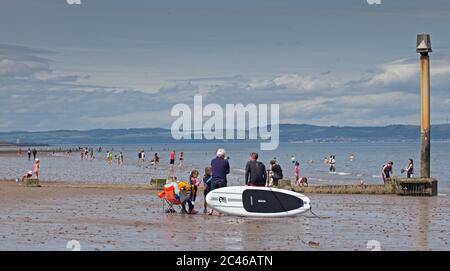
xmin=1 ymin=141 xmax=449 ymax=193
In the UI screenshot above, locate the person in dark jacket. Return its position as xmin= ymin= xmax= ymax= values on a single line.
xmin=245 ymin=152 xmax=267 ymax=186
xmin=209 ymin=148 xmax=230 ymax=215
xmin=269 ymin=160 xmax=283 ymax=187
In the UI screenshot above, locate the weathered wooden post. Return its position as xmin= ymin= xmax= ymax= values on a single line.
xmin=417 ymin=34 xmax=432 ymax=178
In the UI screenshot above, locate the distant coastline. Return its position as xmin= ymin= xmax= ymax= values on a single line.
xmin=0 ymin=124 xmax=449 ymax=145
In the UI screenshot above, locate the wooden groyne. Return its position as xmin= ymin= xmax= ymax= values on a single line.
xmin=2 ymin=177 xmax=438 ymax=196
xmin=287 ymin=178 xmax=438 ymax=196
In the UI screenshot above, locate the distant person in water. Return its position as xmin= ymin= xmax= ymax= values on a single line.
xmin=170 ymin=150 xmax=176 ymax=165
xmin=329 ymin=155 xmax=336 ymax=173
xmin=245 ymin=152 xmax=267 ymax=187
xmin=349 ymin=154 xmax=355 ymax=161
xmin=27 ymin=148 xmax=31 ymax=161
xmin=179 ymin=151 xmax=184 ymax=167
xmin=141 ymin=150 xmax=145 ymax=164
xmin=169 ymin=150 xmax=176 ymax=175
xmin=291 ymin=155 xmax=296 ymax=164
xmin=210 ymin=148 xmax=230 ymax=215
xmin=381 ymin=161 xmax=394 ymax=183
xmin=118 ymin=152 xmax=124 ymax=166
xmin=401 ymin=159 xmax=414 ymax=178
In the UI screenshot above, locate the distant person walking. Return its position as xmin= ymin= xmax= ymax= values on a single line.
xmin=381 ymin=161 xmax=394 ymax=184
xmin=27 ymin=148 xmax=31 ymax=161
xmin=245 ymin=152 xmax=267 ymax=187
xmin=210 ymin=148 xmax=230 ymax=215
xmin=401 ymin=159 xmax=414 ymax=178
xmin=32 ymin=148 xmax=37 ymax=160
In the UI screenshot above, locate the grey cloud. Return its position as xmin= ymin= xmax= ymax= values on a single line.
xmin=1 ymin=43 xmax=449 ymax=131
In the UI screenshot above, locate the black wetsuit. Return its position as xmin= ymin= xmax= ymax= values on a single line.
xmin=245 ymin=160 xmax=267 ymax=186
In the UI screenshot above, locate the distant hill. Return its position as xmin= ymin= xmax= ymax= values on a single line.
xmin=0 ymin=124 xmax=449 ymax=145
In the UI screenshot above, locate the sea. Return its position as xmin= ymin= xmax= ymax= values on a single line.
xmin=1 ymin=141 xmax=449 ymax=193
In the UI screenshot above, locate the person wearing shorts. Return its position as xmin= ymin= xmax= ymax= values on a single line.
xmin=169 ymin=150 xmax=176 ymax=165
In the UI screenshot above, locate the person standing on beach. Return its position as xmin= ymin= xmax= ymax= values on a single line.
xmin=245 ymin=152 xmax=267 ymax=187
xmin=401 ymin=159 xmax=414 ymax=178
xmin=32 ymin=148 xmax=37 ymax=160
xmin=27 ymin=148 xmax=31 ymax=161
xmin=294 ymin=161 xmax=300 ymax=185
xmin=381 ymin=161 xmax=394 ymax=184
xmin=33 ymin=159 xmax=40 ymax=179
xmin=210 ymin=148 xmax=230 ymax=215
xmin=202 ymin=166 xmax=212 ymax=214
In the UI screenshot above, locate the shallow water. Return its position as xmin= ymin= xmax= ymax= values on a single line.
xmin=1 ymin=141 xmax=449 ymax=193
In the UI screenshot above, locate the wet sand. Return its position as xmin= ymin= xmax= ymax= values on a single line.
xmin=0 ymin=180 xmax=449 ymax=251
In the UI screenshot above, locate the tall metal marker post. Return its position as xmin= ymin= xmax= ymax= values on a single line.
xmin=416 ymin=34 xmax=432 ymax=178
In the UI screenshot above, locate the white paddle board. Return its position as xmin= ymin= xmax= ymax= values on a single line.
xmin=206 ymin=186 xmax=310 ymax=217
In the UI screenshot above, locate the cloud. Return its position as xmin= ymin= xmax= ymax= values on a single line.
xmin=247 ymin=73 xmax=344 ymax=92
xmin=1 ymin=43 xmax=449 ymax=131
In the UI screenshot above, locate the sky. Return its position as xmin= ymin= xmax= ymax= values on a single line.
xmin=1 ymin=0 xmax=450 ymax=131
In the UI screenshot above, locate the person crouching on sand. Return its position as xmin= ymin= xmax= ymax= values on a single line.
xmin=203 ymin=166 xmax=212 ymax=214
xmin=33 ymin=159 xmax=40 ymax=179
xmin=177 ymin=180 xmax=198 ymax=214
xmin=16 ymin=171 xmax=33 ymax=183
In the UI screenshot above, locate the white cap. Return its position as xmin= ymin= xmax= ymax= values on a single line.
xmin=35 ymin=158 xmax=39 ymax=162
xmin=27 ymin=171 xmax=33 ymax=175
xmin=216 ymin=148 xmax=226 ymax=157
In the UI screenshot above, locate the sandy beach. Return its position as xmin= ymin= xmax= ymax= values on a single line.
xmin=1 ymin=179 xmax=448 ymax=251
